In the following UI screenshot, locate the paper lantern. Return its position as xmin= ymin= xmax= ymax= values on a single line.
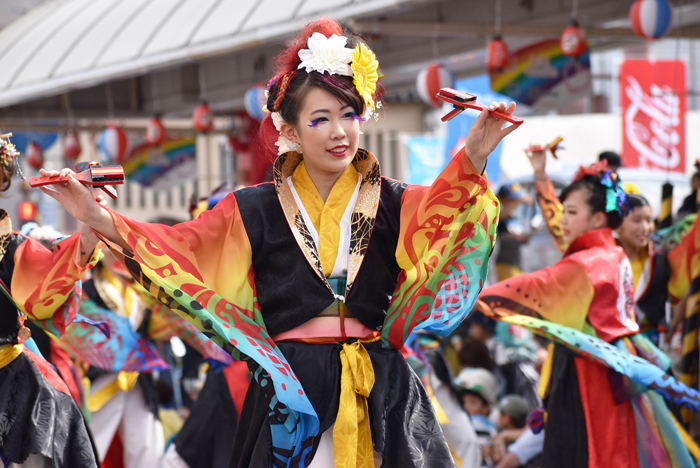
xmin=146 ymin=116 xmax=166 ymax=146
xmin=98 ymin=126 xmax=130 ymax=163
xmin=630 ymin=0 xmax=672 ymax=40
xmin=244 ymin=85 xmax=267 ymax=121
xmin=18 ymin=201 xmax=37 ymax=222
xmin=193 ymin=102 xmax=214 ymax=133
xmin=487 ymin=36 xmax=510 ymax=72
xmin=560 ymin=21 xmax=587 ymax=57
xmin=416 ymin=64 xmax=454 ymax=108
xmin=63 ymin=131 xmax=81 ymax=160
xmin=26 ymin=141 xmax=44 ymax=169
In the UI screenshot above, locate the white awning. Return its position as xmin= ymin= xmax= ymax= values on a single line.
xmin=0 ymin=0 xmax=422 ymax=108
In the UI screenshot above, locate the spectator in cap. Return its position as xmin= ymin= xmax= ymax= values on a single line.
xmin=495 ymin=183 xmax=534 ymax=281
xmin=497 ymin=394 xmax=530 ymax=430
xmin=490 ymin=395 xmax=540 ymax=467
xmin=455 ymin=367 xmax=500 ymax=465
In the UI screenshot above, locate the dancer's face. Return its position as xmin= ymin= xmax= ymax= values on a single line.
xmin=617 ymin=205 xmax=653 ymax=253
xmin=281 ymin=87 xmax=361 ymax=180
xmin=560 ymin=188 xmax=607 ymax=245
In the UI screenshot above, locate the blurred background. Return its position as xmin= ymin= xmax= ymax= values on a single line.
xmin=1 ymin=0 xmax=699 ymax=274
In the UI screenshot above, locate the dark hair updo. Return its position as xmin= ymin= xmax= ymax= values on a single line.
xmin=259 ymin=18 xmax=382 ymax=158
xmin=560 ymin=174 xmax=624 ymax=229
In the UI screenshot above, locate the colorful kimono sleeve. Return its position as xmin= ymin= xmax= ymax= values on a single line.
xmin=96 ymin=194 xmax=320 ymax=465
xmin=382 ymin=149 xmax=499 ymax=349
xmin=145 ymin=296 xmax=233 ymax=366
xmin=667 ymin=213 xmax=699 ymax=302
xmin=11 ymin=233 xmax=98 ymax=336
xmin=52 ymin=297 xmax=168 ymax=373
xmin=535 ymin=177 xmax=567 ymax=252
xmin=666 ymin=211 xmax=700 ymax=421
xmin=479 ymin=255 xmax=594 ymax=333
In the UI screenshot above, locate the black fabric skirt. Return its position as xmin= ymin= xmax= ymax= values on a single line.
xmin=229 ymin=339 xmax=456 ymax=468
xmin=175 ymin=368 xmax=239 ymax=468
xmin=541 ymin=345 xmax=588 ymax=468
xmin=0 ymin=352 xmax=98 ymax=467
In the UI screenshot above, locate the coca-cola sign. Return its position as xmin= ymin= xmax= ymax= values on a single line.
xmin=621 ymin=60 xmax=686 ymax=173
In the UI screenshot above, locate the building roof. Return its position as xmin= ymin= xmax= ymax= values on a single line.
xmin=0 ymin=0 xmax=420 ymax=107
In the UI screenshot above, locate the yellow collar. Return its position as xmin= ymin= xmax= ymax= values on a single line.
xmin=273 ymin=149 xmax=382 ymax=293
xmin=291 ymin=162 xmax=359 ymax=276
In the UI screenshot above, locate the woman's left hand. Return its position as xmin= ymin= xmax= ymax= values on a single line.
xmin=464 ymin=101 xmax=521 ymax=172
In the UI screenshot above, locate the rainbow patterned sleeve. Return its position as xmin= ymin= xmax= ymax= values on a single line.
xmin=11 ymin=234 xmax=99 ymax=336
xmin=667 ymin=213 xmax=700 ymax=302
xmin=144 ymin=293 xmax=233 ymax=366
xmin=95 ymin=194 xmax=319 ymax=464
xmin=382 ymin=149 xmax=499 ymax=350
xmin=478 ymin=256 xmax=594 ymax=332
xmin=535 ymin=177 xmax=567 ymax=253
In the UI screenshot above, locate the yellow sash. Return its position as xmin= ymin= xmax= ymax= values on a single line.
xmin=333 ymin=339 xmax=376 ymax=468
xmin=0 ymin=344 xmax=23 ymax=369
xmin=87 ymin=371 xmax=140 ymax=413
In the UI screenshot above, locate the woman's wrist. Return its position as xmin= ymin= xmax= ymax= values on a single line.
xmin=534 ymin=171 xmax=547 ymax=183
xmin=464 ymin=147 xmax=487 ymax=175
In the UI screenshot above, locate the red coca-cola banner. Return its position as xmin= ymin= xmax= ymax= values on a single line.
xmin=621 ymin=60 xmax=686 ymax=173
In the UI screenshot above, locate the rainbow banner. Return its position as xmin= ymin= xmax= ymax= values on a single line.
xmin=121 ymin=138 xmax=196 ymax=189
xmin=490 ymin=39 xmax=592 ymax=110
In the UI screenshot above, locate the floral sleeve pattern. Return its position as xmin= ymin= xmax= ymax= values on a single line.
xmin=383 ymin=151 xmax=499 ymax=349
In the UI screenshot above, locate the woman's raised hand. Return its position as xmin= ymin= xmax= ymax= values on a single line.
xmin=38 ymin=168 xmax=103 ymax=225
xmin=524 ymin=146 xmax=548 ymax=182
xmin=464 ymin=101 xmax=520 ymax=173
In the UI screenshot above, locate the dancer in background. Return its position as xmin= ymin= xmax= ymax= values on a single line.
xmin=479 ymin=161 xmax=695 ymax=467
xmin=0 ymin=137 xmax=100 ymax=468
xmin=527 ymin=146 xmax=693 ymax=345
xmin=38 ymin=17 xmax=520 ymax=467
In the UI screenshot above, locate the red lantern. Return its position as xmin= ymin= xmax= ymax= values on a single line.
xmin=18 ymin=201 xmax=37 ymax=222
xmin=560 ymin=21 xmax=587 ymax=57
xmin=487 ymin=36 xmax=510 ymax=72
xmin=146 ymin=116 xmax=166 ymax=145
xmin=415 ymin=64 xmax=454 ymax=108
xmin=63 ymin=131 xmax=81 ymax=160
xmin=193 ymin=102 xmax=213 ymax=133
xmin=26 ymin=141 xmax=44 ymax=169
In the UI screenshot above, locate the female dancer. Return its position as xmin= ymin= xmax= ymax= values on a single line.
xmin=479 ymin=162 xmax=695 ymax=467
xmin=528 ymin=147 xmax=695 ymax=344
xmin=38 ymin=18 xmax=520 ymax=467
xmin=0 ymin=139 xmax=100 ymax=467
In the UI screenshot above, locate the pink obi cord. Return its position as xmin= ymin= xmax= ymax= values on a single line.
xmin=271 ymin=317 xmax=378 ymax=342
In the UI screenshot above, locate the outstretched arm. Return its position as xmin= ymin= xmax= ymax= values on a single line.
xmin=526 ymin=148 xmax=567 ymax=252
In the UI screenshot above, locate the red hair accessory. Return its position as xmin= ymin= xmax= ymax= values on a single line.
xmin=572 ymin=160 xmax=610 ymax=183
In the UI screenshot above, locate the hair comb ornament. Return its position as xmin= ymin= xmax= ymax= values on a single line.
xmin=573 ymin=161 xmax=630 ymax=216
xmin=0 ymin=133 xmax=24 ymax=180
xmin=524 ymin=136 xmax=564 ymax=159
xmin=28 ymin=161 xmax=125 ymax=199
xmin=436 ymin=88 xmax=524 ymax=124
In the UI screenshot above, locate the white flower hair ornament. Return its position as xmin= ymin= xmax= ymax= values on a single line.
xmin=271 ymin=112 xmax=302 ymax=155
xmin=297 ymin=33 xmax=354 ymax=76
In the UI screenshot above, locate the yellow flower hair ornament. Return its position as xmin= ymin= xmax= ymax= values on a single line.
xmin=351 ymin=43 xmax=379 ymax=116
